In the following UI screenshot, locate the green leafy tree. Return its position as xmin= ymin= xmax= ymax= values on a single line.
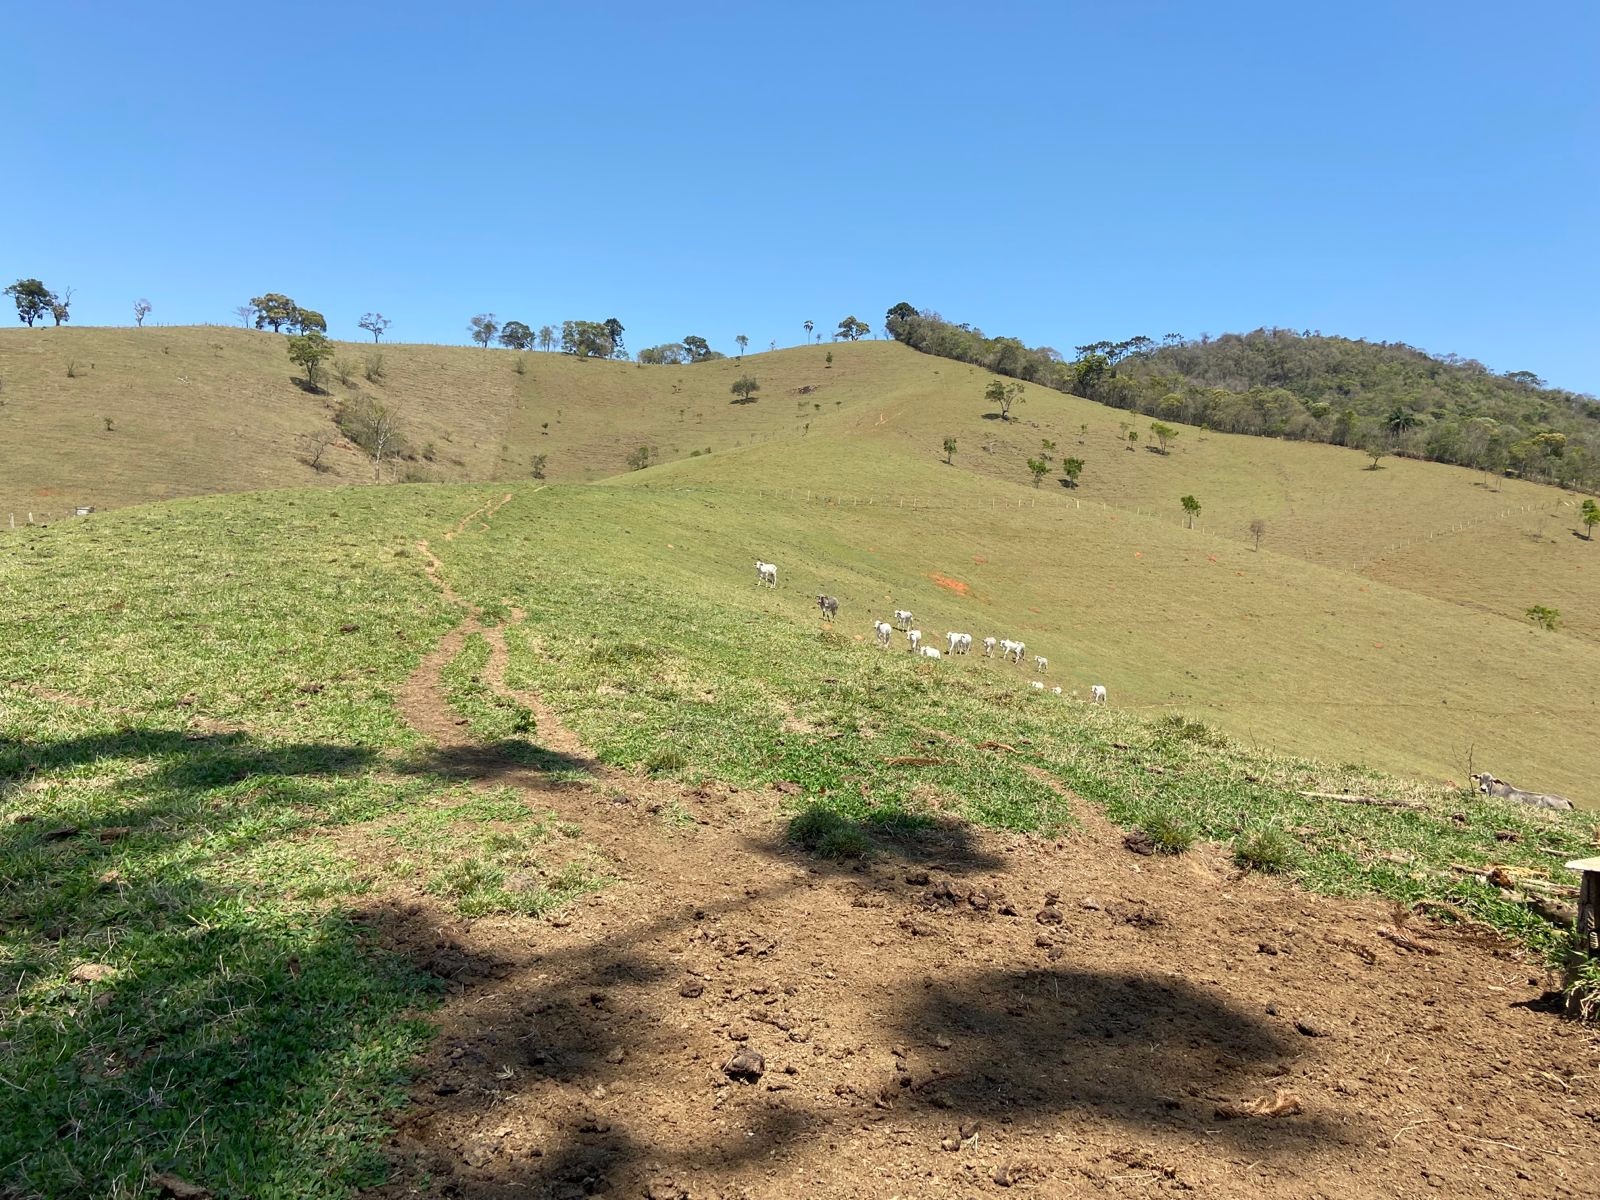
xmin=133 ymin=298 xmax=152 ymax=327
xmin=942 ymin=436 xmax=957 ymax=464
xmin=469 ymin=313 xmax=499 ymax=349
xmin=1126 ymin=430 xmax=1138 ymax=451
xmin=537 ymin=325 xmax=556 ymax=352
xmin=603 ymin=317 xmax=626 ymax=358
xmin=359 ymin=312 xmax=390 ymax=342
xmin=499 ymin=320 xmax=534 ymax=350
xmin=1026 ymin=456 xmax=1051 ymax=488
xmin=625 ymin=444 xmax=654 ymax=470
xmin=530 ymin=453 xmax=547 ymax=479
xmin=1149 ymin=421 xmax=1178 ymax=453
xmin=292 ymin=307 xmax=326 ymax=334
xmin=824 ymin=351 xmax=833 ymax=368
xmin=638 ymin=343 xmax=688 ymax=365
xmin=5 ymin=279 xmax=53 ymax=326
xmin=287 ymin=330 xmax=334 ymax=389
xmin=735 ymin=334 xmax=748 ymax=360
xmin=835 ymin=315 xmax=869 ymax=341
xmin=1580 ymin=498 xmax=1599 ymax=540
xmin=1060 ymin=457 xmax=1084 ymax=487
xmin=1180 ymin=494 xmax=1201 ymax=527
xmin=683 ymin=334 xmax=714 ymax=362
xmin=1365 ymin=437 xmax=1388 ymax=470
xmin=48 ymin=286 xmax=72 ymax=326
xmin=730 ymin=375 xmax=760 ymax=404
xmin=1386 ymin=405 xmax=1422 ymax=433
xmin=251 ymin=293 xmax=298 ymax=332
xmin=985 ymin=378 xmax=1024 ymax=420
xmin=884 ymin=301 xmax=918 ymax=340
xmin=1525 ymin=604 xmax=1561 ymax=632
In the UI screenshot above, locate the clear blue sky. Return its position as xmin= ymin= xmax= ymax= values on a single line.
xmin=5 ymin=2 xmax=1596 ymax=391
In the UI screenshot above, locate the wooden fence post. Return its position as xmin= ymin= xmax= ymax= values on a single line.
xmin=1569 ymin=857 xmax=1600 ymax=955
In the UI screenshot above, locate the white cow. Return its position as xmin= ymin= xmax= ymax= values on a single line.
xmin=907 ymin=629 xmax=922 ymax=652
xmin=873 ymin=620 xmax=893 ymax=648
xmin=755 ymin=560 xmax=777 ymax=588
xmin=893 ymin=609 xmax=914 ymax=629
xmin=946 ymin=631 xmax=972 ymax=656
xmin=1051 ymin=686 xmax=1062 ymax=695
xmin=1034 ymin=655 xmax=1048 ymax=673
xmin=1090 ymin=684 xmax=1108 ymax=704
xmin=919 ymin=645 xmax=942 ymax=659
xmin=1030 ymin=680 xmax=1045 ymax=691
xmin=999 ymin=639 xmax=1025 ymax=664
xmin=982 ymin=637 xmax=997 ymax=657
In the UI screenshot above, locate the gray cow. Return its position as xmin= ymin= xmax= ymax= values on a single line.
xmin=1472 ymin=773 xmax=1575 ymax=812
xmin=817 ymin=595 xmax=839 ymax=620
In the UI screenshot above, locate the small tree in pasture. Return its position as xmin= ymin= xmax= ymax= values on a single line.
xmin=1364 ymin=437 xmax=1388 ymax=470
xmin=286 ymin=331 xmax=333 ymax=390
xmin=133 ymin=298 xmax=152 ymax=327
xmin=1580 ymin=498 xmax=1598 ymax=540
xmin=469 ymin=313 xmax=499 ymax=349
xmin=1060 ymin=457 xmax=1084 ymax=487
xmin=1248 ymin=517 xmax=1266 ymax=551
xmin=336 ymin=395 xmax=405 ymax=477
xmin=1126 ymin=430 xmax=1138 ymax=451
xmin=359 ymin=312 xmax=390 ymax=342
xmin=625 ymin=445 xmax=654 ymax=471
xmin=1525 ymin=604 xmax=1560 ymax=632
xmin=986 ymin=378 xmax=1024 ymax=420
xmin=730 ymin=375 xmax=761 ymax=404
xmin=942 ymin=436 xmax=957 ymax=464
xmin=530 ymin=453 xmax=548 ymax=479
xmin=297 ymin=428 xmax=338 ymax=471
xmin=1149 ymin=421 xmax=1178 ymax=453
xmin=1180 ymin=494 xmax=1201 ymax=527
xmin=1026 ymin=456 xmax=1051 ymax=488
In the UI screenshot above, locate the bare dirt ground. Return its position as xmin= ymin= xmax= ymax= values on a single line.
xmin=356 ymin=532 xmax=1600 ymax=1200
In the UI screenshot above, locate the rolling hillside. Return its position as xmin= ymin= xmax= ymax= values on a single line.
xmin=4 ymin=326 xmax=1596 ymax=801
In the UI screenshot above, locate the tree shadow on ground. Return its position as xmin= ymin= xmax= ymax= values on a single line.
xmin=360 ymin=819 xmax=1356 ymax=1198
xmin=0 ymin=725 xmax=436 ymax=1199
xmin=395 ymin=740 xmax=598 ymax=783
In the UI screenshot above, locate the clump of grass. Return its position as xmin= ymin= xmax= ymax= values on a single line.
xmin=644 ymin=747 xmax=687 ymax=775
xmin=1565 ymin=955 xmax=1600 ymax=1022
xmin=1232 ymin=826 xmax=1297 ymax=873
xmin=66 ymin=359 xmax=81 ymax=378
xmin=363 ymin=352 xmax=386 ymax=382
xmin=1155 ymin=713 xmax=1228 ymax=748
xmin=787 ymin=803 xmax=871 ymax=859
xmin=1140 ymin=813 xmax=1197 ymax=855
xmin=658 ymin=800 xmax=696 ymax=829
xmin=333 ymin=356 xmax=358 ymax=387
xmin=590 ymin=641 xmax=660 ymax=666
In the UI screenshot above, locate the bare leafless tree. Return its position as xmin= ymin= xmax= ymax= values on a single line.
xmin=297 ymin=429 xmax=339 ymax=472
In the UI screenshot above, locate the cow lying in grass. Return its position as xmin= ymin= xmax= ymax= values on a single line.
xmin=1472 ymin=773 xmax=1574 ymax=812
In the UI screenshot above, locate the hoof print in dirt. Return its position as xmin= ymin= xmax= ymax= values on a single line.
xmin=723 ymin=1049 xmax=766 ymax=1083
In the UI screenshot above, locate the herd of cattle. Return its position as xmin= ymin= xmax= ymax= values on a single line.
xmin=756 ymin=561 xmax=1576 ymax=812
xmin=755 ymin=559 xmax=1108 ymax=703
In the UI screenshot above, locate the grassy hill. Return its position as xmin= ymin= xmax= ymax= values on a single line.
xmin=4 ymin=328 xmax=1597 ymax=802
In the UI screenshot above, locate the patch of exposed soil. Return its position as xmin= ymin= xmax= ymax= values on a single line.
xmin=363 ymin=515 xmax=1600 ymax=1200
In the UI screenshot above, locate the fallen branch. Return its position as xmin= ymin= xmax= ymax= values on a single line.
xmin=974 ymin=740 xmax=1016 ymax=753
xmin=1377 ymin=927 xmax=1440 ymax=955
xmin=883 ymin=756 xmax=951 ymax=767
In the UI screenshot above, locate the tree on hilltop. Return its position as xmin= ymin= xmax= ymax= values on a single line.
xmin=234 ymin=302 xmax=258 ymax=328
xmin=803 ymin=319 xmax=814 ymax=343
xmin=469 ymin=313 xmax=499 ymax=349
xmin=561 ymin=320 xmax=613 ymax=358
xmin=359 ymin=313 xmax=390 ymax=342
xmin=736 ymin=334 xmax=748 ymax=361
xmin=730 ymin=375 xmax=760 ymax=404
xmin=1180 ymin=494 xmax=1201 ymax=528
xmin=499 ymin=320 xmax=534 ymax=350
xmin=683 ymin=335 xmax=716 ymax=363
xmin=133 ymin=298 xmax=152 ymax=327
xmin=251 ymin=293 xmax=298 ymax=332
xmin=292 ymin=308 xmax=326 ymax=334
xmin=49 ymin=286 xmax=73 ymax=326
xmin=604 ymin=317 xmax=626 ymax=359
xmin=836 ymin=316 xmax=869 ymax=341
xmin=885 ymin=301 xmax=918 ymax=340
xmin=5 ymin=279 xmax=52 ymax=327
xmin=537 ymin=325 xmax=556 ymax=352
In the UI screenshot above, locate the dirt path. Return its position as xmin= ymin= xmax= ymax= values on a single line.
xmin=364 ymin=513 xmax=1600 ymax=1200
